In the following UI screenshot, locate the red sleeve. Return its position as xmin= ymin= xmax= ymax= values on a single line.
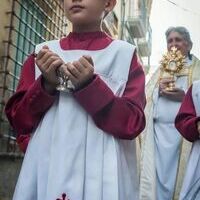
xmin=5 ymin=54 xmax=57 ymax=135
xmin=16 ymin=134 xmax=31 ymax=153
xmin=74 ymin=52 xmax=146 ymax=140
xmin=175 ymin=85 xmax=200 ymax=142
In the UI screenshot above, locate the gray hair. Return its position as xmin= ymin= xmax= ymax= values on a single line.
xmin=165 ymin=26 xmax=193 ymax=50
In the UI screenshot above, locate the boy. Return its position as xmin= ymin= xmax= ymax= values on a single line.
xmin=5 ymin=0 xmax=146 ymax=199
xmin=175 ymin=80 xmax=200 ymax=199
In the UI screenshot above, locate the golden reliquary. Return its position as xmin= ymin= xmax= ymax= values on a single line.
xmin=160 ymin=46 xmax=186 ymax=91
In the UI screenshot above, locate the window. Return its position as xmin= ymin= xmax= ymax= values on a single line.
xmin=0 ymin=0 xmax=68 ymax=153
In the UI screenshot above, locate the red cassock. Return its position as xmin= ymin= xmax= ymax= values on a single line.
xmin=5 ymin=32 xmax=146 ymax=153
xmin=175 ymin=85 xmax=200 ymax=142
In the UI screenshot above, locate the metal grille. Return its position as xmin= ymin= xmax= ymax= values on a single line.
xmin=0 ymin=0 xmax=67 ymax=154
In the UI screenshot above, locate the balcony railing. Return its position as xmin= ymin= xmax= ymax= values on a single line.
xmin=137 ymin=23 xmax=152 ymax=57
xmin=127 ymin=0 xmax=147 ymax=38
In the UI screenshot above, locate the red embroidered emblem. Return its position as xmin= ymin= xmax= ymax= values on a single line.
xmin=56 ymin=193 xmax=70 ymax=200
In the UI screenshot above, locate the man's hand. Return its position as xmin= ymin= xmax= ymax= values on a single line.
xmin=161 ymin=88 xmax=185 ymax=101
xmin=159 ymin=78 xmax=185 ymax=101
xmin=36 ymin=46 xmax=64 ymax=93
xmin=60 ymin=55 xmax=94 ymax=90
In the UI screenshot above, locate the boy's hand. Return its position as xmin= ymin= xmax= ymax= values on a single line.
xmin=36 ymin=46 xmax=64 ymax=92
xmin=60 ymin=55 xmax=94 ymax=90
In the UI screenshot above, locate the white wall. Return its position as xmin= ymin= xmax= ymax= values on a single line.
xmin=150 ymin=0 xmax=200 ymax=68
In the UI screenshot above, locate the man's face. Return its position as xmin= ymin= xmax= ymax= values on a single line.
xmin=167 ymin=31 xmax=189 ymax=56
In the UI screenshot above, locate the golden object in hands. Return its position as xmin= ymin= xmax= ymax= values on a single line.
xmin=160 ymin=46 xmax=185 ymax=91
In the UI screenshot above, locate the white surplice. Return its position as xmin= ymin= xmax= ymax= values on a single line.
xmin=12 ymin=40 xmax=140 ymax=200
xmin=179 ymin=80 xmax=200 ymax=200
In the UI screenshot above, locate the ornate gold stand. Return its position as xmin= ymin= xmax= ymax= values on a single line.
xmin=160 ymin=47 xmax=185 ymax=91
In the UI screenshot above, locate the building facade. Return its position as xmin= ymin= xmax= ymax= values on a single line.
xmin=121 ymin=0 xmax=153 ymax=72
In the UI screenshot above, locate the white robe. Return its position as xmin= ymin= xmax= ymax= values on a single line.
xmin=140 ymin=55 xmax=200 ymax=200
xmin=153 ymin=59 xmax=192 ymax=200
xmin=12 ymin=40 xmax=140 ymax=200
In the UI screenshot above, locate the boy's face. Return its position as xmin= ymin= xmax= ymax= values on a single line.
xmin=64 ymin=0 xmax=116 ymax=28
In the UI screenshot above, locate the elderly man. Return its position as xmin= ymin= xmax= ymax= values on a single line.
xmin=140 ymin=26 xmax=200 ymax=200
